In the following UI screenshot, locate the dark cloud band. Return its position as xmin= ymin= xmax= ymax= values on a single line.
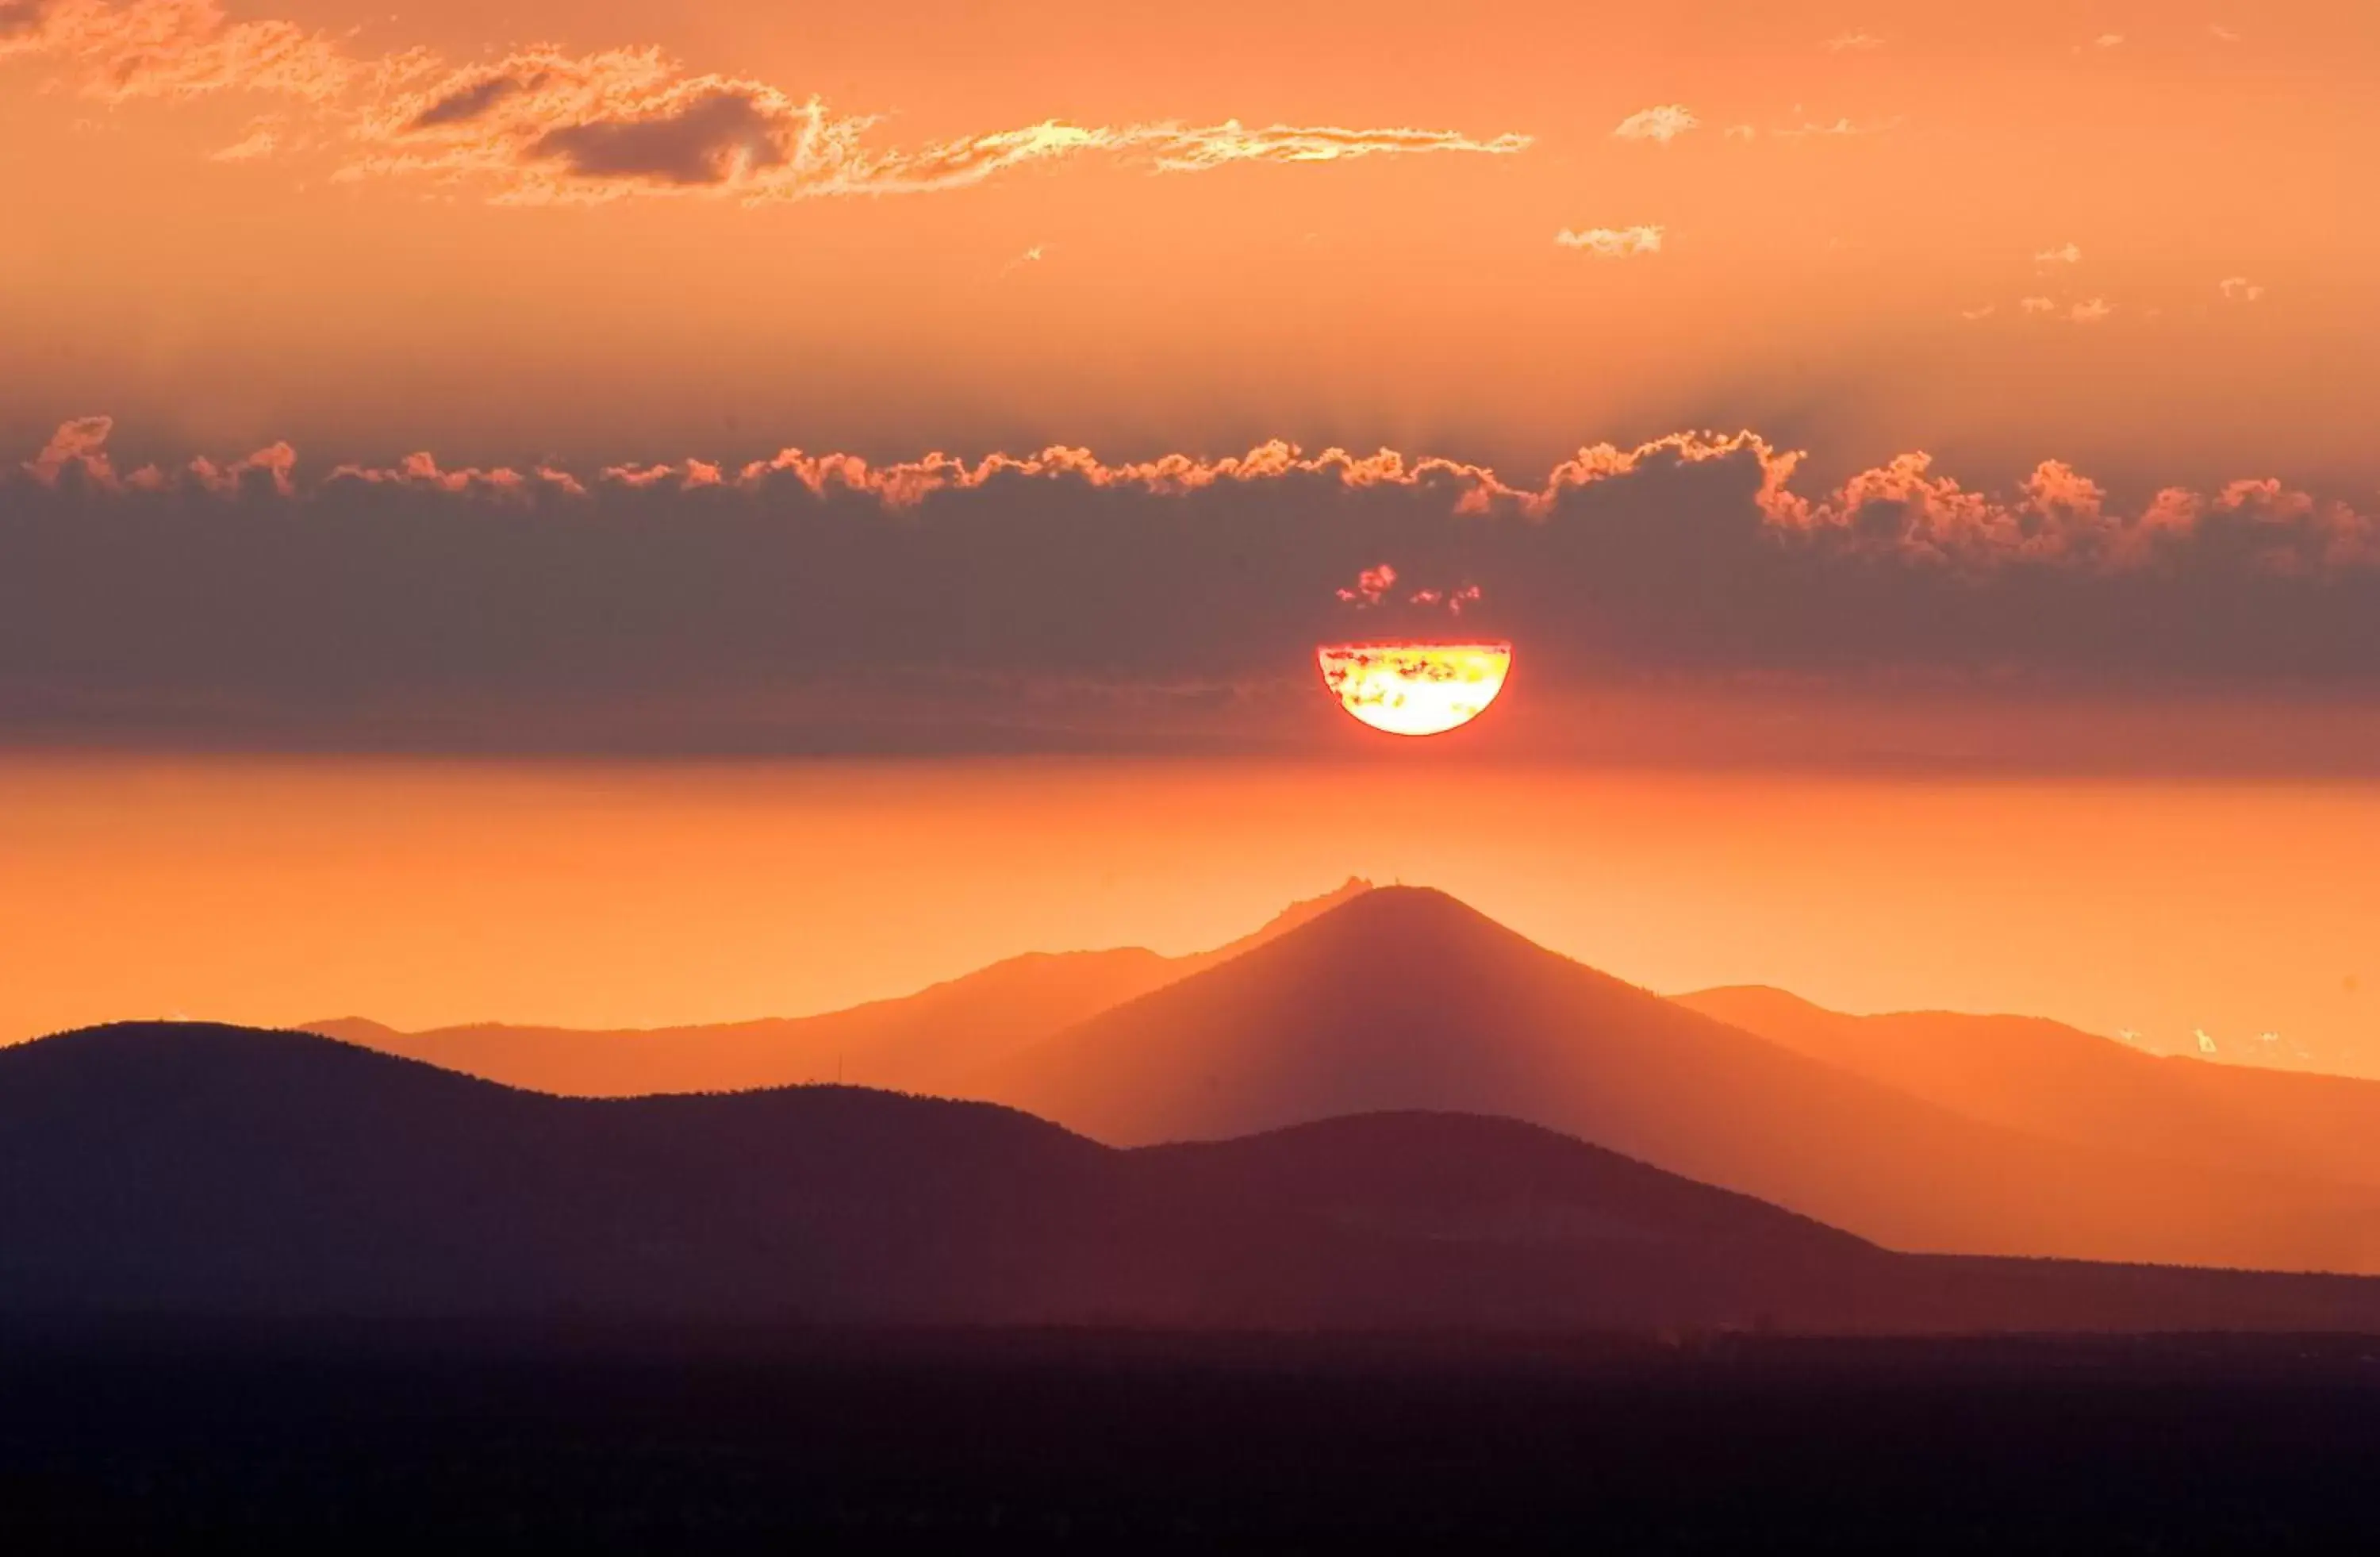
xmin=5 ymin=421 xmax=2377 ymax=760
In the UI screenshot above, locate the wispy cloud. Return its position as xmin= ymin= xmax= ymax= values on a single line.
xmin=1554 ymin=225 xmax=1664 ymax=258
xmin=6 ymin=2 xmax=1530 ymax=202
xmin=1612 ymin=104 xmax=1699 ymax=144
xmin=363 ymin=56 xmax=1533 ymax=202
xmin=0 ymin=0 xmax=353 ymax=99
xmin=2034 ymin=242 xmax=2083 ymax=265
xmin=2067 ymin=298 xmax=2112 ymax=325
xmin=1824 ymin=32 xmax=1885 ymax=52
xmin=1769 ymin=116 xmax=1900 ymax=140
xmin=209 ymin=114 xmax=287 ymax=162
xmin=2220 ymin=276 xmax=2266 ymax=302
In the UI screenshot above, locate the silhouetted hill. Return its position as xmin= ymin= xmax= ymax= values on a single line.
xmin=977 ymin=888 xmax=2380 ymax=1274
xmin=1678 ymin=986 xmax=2380 ymax=1193
xmin=307 ymin=878 xmax=1376 ymax=1098
xmin=17 ymin=1021 xmax=2380 ymax=1332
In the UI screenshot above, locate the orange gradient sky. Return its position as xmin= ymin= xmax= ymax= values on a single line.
xmin=4 ymin=1 xmax=2375 ymax=483
xmin=4 ymin=756 xmax=2374 ymax=1075
xmin=6 ymin=2 xmax=2379 ymax=1063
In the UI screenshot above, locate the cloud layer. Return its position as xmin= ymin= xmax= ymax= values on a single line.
xmin=6 ymin=417 xmax=2378 ymax=759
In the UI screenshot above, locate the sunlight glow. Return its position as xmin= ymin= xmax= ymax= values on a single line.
xmin=1317 ymin=642 xmax=1513 ymax=737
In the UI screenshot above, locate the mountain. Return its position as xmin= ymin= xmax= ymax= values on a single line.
xmin=976 ymin=888 xmax=2380 ymax=1274
xmin=309 ymin=878 xmax=1376 ymax=1098
xmin=1676 ymin=986 xmax=2380 ymax=1194
xmin=12 ymin=1022 xmax=2380 ymax=1334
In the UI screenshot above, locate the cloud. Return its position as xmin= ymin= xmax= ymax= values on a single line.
xmin=406 ymin=73 xmax=528 ymax=132
xmin=2067 ymin=298 xmax=2112 ymax=324
xmin=2020 ymin=297 xmax=2057 ymax=315
xmin=209 ymin=113 xmax=286 ymax=161
xmin=1134 ymin=120 xmax=1530 ymax=170
xmin=1825 ymin=33 xmax=1884 ymax=52
xmin=2220 ymin=276 xmax=2266 ymax=302
xmin=25 ymin=416 xmax=2371 ymax=579
xmin=1335 ymin=563 xmax=1399 ymax=606
xmin=2034 ymin=243 xmax=2082 ymax=265
xmin=11 ymin=4 xmax=1528 ymax=203
xmin=1769 ymin=117 xmax=1898 ymax=139
xmin=1407 ymin=584 xmax=1483 ymax=616
xmin=421 ymin=92 xmax=1526 ymax=202
xmin=0 ymin=0 xmax=46 ymax=41
xmin=1960 ymin=304 xmax=1996 ymax=321
xmin=1554 ymin=225 xmax=1663 ymax=258
xmin=2210 ymin=24 xmax=2240 ymax=43
xmin=22 ymin=413 xmax=117 ymax=485
xmin=530 ymin=86 xmax=793 ymax=186
xmin=1612 ymin=105 xmax=1699 ymax=144
xmin=0 ymin=0 xmax=352 ymax=101
xmin=6 ymin=418 xmax=2377 ymax=762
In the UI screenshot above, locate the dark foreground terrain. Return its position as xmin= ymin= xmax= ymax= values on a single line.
xmin=18 ymin=1024 xmax=2380 ymax=1335
xmin=7 ymin=1324 xmax=2380 ymax=1554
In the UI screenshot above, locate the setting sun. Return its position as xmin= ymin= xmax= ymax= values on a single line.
xmin=1316 ymin=643 xmax=1514 ymax=737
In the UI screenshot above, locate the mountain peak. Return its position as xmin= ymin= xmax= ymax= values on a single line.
xmin=1279 ymin=881 xmax=1539 ymax=955
xmin=1171 ymin=881 xmax=1539 ymax=992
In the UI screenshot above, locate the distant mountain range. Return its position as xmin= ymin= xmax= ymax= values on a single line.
xmin=12 ymin=1021 xmax=2380 ymax=1335
xmin=309 ymin=878 xmax=1376 ymax=1098
xmin=313 ymin=883 xmax=2380 ymax=1276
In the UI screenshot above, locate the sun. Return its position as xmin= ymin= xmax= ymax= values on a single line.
xmin=1316 ymin=643 xmax=1514 ymax=737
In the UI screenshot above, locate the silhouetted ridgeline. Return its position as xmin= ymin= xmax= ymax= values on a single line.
xmin=317 ymin=885 xmax=2380 ymax=1276
xmin=304 ymin=876 xmax=1376 ymax=1097
xmin=10 ymin=1021 xmax=2380 ymax=1333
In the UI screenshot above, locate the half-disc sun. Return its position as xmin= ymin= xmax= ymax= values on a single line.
xmin=1317 ymin=642 xmax=1513 ymax=737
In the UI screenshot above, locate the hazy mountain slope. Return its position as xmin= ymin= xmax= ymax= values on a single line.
xmin=310 ymin=948 xmax=1174 ymax=1098
xmin=309 ymin=879 xmax=1375 ymax=1097
xmin=1677 ymin=986 xmax=2380 ymax=1194
xmin=977 ymin=889 xmax=2380 ymax=1274
xmin=13 ymin=1021 xmax=2380 ymax=1334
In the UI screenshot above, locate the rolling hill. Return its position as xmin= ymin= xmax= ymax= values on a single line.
xmin=12 ymin=1021 xmax=2380 ymax=1334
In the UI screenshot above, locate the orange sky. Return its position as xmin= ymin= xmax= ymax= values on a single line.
xmin=6 ymin=3 xmax=2378 ymax=1057
xmin=4 ymin=755 xmax=2374 ymax=1075
xmin=5 ymin=1 xmax=2375 ymax=483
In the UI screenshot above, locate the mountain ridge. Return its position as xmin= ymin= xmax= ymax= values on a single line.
xmin=15 ymin=1020 xmax=2380 ymax=1334
xmin=305 ymin=877 xmax=1376 ymax=1097
xmin=1677 ymin=984 xmax=2380 ymax=1194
